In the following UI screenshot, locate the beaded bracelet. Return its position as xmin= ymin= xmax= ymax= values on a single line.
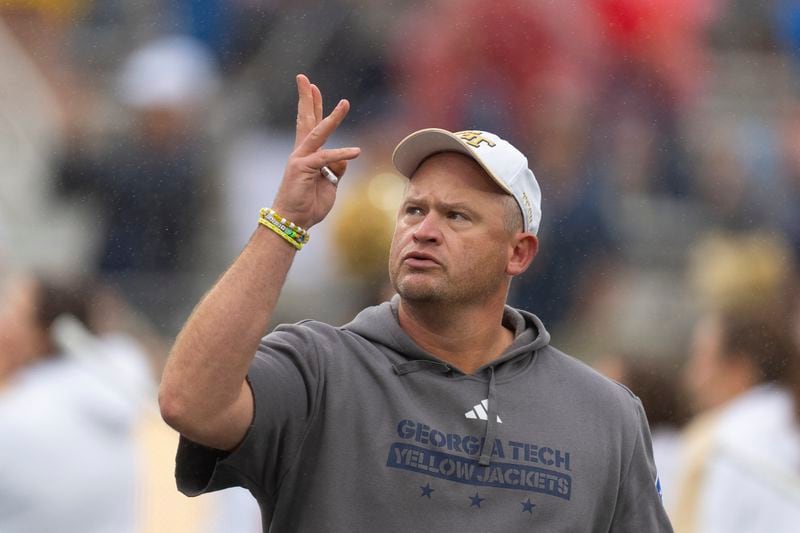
xmin=259 ymin=208 xmax=310 ymax=244
xmin=258 ymin=207 xmax=310 ymax=250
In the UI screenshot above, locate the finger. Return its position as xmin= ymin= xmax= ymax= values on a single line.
xmin=294 ymin=74 xmax=316 ymax=148
xmin=301 ymin=146 xmax=361 ymax=170
xmin=318 ymin=161 xmax=349 ymax=185
xmin=296 ymin=99 xmax=351 ymax=155
xmin=311 ymin=84 xmax=323 ymax=125
xmin=326 ymin=160 xmax=347 ymax=178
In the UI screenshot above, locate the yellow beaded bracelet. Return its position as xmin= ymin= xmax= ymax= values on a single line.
xmin=259 ymin=208 xmax=308 ymax=234
xmin=257 ymin=208 xmax=309 ymax=250
xmin=258 ymin=217 xmax=303 ymax=250
xmin=259 ymin=212 xmax=310 ymax=244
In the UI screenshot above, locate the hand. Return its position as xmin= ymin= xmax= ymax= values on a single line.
xmin=272 ymin=74 xmax=361 ymax=229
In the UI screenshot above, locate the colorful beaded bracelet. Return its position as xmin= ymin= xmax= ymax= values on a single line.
xmin=259 ymin=209 xmax=310 ymax=245
xmin=258 ymin=207 xmax=310 ymax=250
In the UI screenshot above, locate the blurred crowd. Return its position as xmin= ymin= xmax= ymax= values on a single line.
xmin=2 ymin=0 xmax=800 ymax=531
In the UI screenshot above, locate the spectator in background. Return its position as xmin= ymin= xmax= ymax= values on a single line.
xmin=669 ymin=230 xmax=800 ymax=531
xmin=57 ymin=35 xmax=220 ymax=330
xmin=103 ymin=35 xmax=219 ymax=273
xmin=670 ymin=309 xmax=800 ymax=532
xmin=0 ymin=274 xmax=152 ymax=533
xmin=595 ymin=354 xmax=690 ymax=509
xmin=0 ymin=273 xmax=258 ymax=533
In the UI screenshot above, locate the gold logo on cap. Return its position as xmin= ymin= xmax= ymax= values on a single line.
xmin=456 ymin=131 xmax=496 ymax=148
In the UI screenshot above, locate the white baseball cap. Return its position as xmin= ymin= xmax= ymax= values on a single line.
xmin=392 ymin=128 xmax=542 ymax=235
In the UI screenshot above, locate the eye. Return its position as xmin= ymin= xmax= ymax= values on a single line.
xmin=405 ymin=205 xmax=424 ymax=216
xmin=447 ymin=211 xmax=469 ymax=221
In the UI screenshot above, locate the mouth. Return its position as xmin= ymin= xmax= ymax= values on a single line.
xmin=402 ymin=251 xmax=441 ymax=269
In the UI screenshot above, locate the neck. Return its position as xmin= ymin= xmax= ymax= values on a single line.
xmin=397 ymin=293 xmax=515 ymax=375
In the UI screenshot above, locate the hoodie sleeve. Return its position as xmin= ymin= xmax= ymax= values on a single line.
xmin=609 ymin=398 xmax=674 ymax=532
xmin=175 ymin=323 xmax=323 ymax=502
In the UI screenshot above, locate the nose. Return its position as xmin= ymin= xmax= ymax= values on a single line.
xmin=412 ymin=212 xmax=443 ymax=245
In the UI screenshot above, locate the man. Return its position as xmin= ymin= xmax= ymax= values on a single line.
xmin=159 ymin=75 xmax=671 ymax=531
xmin=671 ymin=309 xmax=800 ymax=533
xmin=0 ymin=276 xmax=151 ymax=532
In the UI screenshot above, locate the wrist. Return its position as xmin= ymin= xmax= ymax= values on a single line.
xmin=258 ymin=207 xmax=310 ymax=251
xmin=270 ymin=204 xmax=314 ymax=229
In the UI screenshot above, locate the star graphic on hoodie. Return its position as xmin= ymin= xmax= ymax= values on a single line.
xmin=521 ymin=497 xmax=536 ymax=514
xmin=469 ymin=492 xmax=485 ymax=508
xmin=420 ymin=483 xmax=434 ymax=498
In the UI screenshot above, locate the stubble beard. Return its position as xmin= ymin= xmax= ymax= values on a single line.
xmin=390 ymin=260 xmax=505 ymax=307
xmin=392 ymin=271 xmax=446 ymax=304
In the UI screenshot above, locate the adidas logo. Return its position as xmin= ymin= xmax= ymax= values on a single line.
xmin=465 ymin=399 xmax=502 ymax=423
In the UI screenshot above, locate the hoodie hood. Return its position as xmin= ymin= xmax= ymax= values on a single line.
xmin=344 ymin=294 xmax=551 ymax=466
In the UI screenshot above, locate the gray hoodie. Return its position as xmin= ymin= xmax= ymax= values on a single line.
xmin=176 ymin=297 xmax=672 ymax=532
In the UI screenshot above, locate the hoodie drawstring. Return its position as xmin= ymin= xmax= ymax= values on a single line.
xmin=478 ymin=366 xmax=497 ymax=466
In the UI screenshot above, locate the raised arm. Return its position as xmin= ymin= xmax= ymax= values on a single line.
xmin=158 ymin=75 xmax=360 ymax=450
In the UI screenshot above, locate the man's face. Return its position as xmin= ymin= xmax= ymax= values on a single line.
xmin=388 ymin=152 xmax=516 ymax=306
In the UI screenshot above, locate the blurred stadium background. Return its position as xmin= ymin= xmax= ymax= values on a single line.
xmin=1 ymin=0 xmax=800 ymax=532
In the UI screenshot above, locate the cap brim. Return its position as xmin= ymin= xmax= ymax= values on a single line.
xmin=391 ymin=128 xmax=513 ymax=195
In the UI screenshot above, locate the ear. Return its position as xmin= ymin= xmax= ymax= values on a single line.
xmin=506 ymin=234 xmax=538 ymax=276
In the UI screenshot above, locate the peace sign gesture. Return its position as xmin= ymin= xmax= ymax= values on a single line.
xmin=272 ymin=74 xmax=361 ymax=229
